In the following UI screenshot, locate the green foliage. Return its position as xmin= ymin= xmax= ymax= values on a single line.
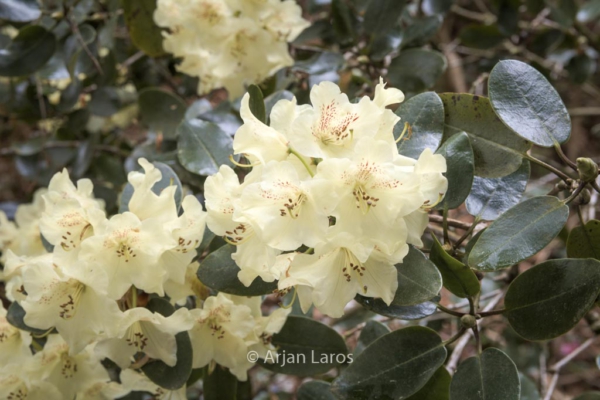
xmin=430 ymin=235 xmax=480 ymax=298
xmin=567 ymin=220 xmax=600 ymax=259
xmin=138 ymin=88 xmax=186 ymax=138
xmin=450 ymin=348 xmax=521 ymax=400
xmin=177 ymin=119 xmax=235 ymax=176
xmin=122 ymin=0 xmax=165 ymax=57
xmin=505 ymin=258 xmax=600 ymax=340
xmin=0 ymin=26 xmax=56 ymax=77
xmin=435 ymin=132 xmax=474 ymax=210
xmin=388 ymin=49 xmax=447 ymax=98
xmin=407 ymin=367 xmax=451 ymax=400
xmin=395 ymin=92 xmax=444 ymax=159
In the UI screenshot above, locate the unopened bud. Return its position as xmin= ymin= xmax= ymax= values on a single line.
xmin=460 ymin=314 xmax=477 ymax=328
xmin=577 ymin=157 xmax=599 ymax=182
xmin=571 ymin=188 xmax=591 ymax=206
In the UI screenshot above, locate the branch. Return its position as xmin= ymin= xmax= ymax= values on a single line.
xmin=429 ymin=214 xmax=473 ymax=230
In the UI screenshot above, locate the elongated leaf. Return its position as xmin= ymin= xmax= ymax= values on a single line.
xmin=138 ymin=88 xmax=186 ymax=138
xmin=356 ymin=296 xmax=439 ymax=320
xmin=141 ymin=298 xmax=193 ymax=390
xmin=466 ymin=159 xmax=530 ymax=220
xmin=459 ymin=24 xmax=505 ymax=49
xmin=298 ymin=381 xmax=338 ymax=400
xmin=395 ymin=92 xmax=445 ymax=159
xmin=567 ymin=220 xmax=600 ymax=260
xmin=407 ymin=367 xmax=451 ymax=400
xmin=388 ymin=49 xmax=447 ymax=98
xmin=0 ymin=0 xmax=40 ymax=21
xmin=123 ymin=0 xmax=165 ymax=57
xmin=354 ymin=320 xmax=390 ymax=357
xmin=430 ymin=235 xmax=480 ymax=298
xmin=450 ymin=348 xmax=520 ymax=400
xmin=363 ymin=0 xmax=405 ymax=35
xmin=247 ymin=84 xmax=266 ymax=124
xmin=468 ymin=196 xmax=568 ymax=271
xmin=505 ymin=258 xmax=600 ymax=341
xmin=0 ymin=26 xmax=56 ymax=77
xmin=197 ymin=244 xmax=278 ymax=296
xmin=203 ymin=366 xmax=237 ymax=400
xmin=177 ymin=119 xmax=235 ymax=176
xmin=435 ymin=132 xmax=474 ymax=210
xmin=394 ymin=246 xmax=443 ymax=305
xmin=332 ymin=326 xmax=447 ymax=399
xmin=439 ymin=93 xmax=531 ymax=178
xmin=259 ymin=316 xmax=348 ymax=375
xmin=488 ymin=60 xmax=571 ymax=147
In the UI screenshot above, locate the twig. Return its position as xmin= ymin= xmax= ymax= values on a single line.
xmin=525 ymin=153 xmax=573 ymax=182
xmin=550 ymin=337 xmax=596 ymax=371
xmin=568 ymin=107 xmax=600 ymax=117
xmin=67 ymin=16 xmax=104 ymax=76
xmin=429 ymin=214 xmax=472 ymax=230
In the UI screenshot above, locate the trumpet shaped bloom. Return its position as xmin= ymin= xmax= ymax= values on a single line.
xmin=0 ymin=306 xmax=32 ymax=367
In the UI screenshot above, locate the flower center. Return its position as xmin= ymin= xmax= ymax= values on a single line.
xmin=224 ymin=223 xmax=253 ymax=245
xmin=59 ymin=281 xmax=85 ymax=320
xmin=314 ymin=102 xmax=358 ymax=146
xmin=126 ymin=322 xmax=148 ymax=352
xmin=280 ymin=193 xmax=307 ymax=219
xmin=0 ymin=322 xmax=18 ymax=343
xmin=60 ymin=353 xmax=78 ymax=379
xmin=341 ymin=249 xmax=368 ymax=294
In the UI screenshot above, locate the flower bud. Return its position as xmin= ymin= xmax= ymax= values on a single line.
xmin=460 ymin=314 xmax=477 ymax=328
xmin=571 ymin=188 xmax=592 ymax=206
xmin=577 ymin=157 xmax=599 ymax=183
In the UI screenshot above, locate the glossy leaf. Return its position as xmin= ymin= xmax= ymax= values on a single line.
xmin=331 ymin=0 xmax=356 ymax=45
xmin=466 ymin=159 xmax=530 ymax=220
xmin=119 ymin=161 xmax=183 ymax=213
xmin=459 ymin=24 xmax=505 ymax=49
xmin=122 ymin=0 xmax=165 ymax=57
xmin=197 ymin=244 xmax=278 ymax=296
xmin=450 ymin=348 xmax=520 ymax=400
xmin=354 ymin=321 xmax=390 ymax=357
xmin=259 ymin=316 xmax=348 ymax=375
xmin=332 ymin=326 xmax=447 ymax=399
xmin=0 ymin=26 xmax=56 ymax=77
xmin=177 ymin=119 xmax=235 ymax=176
xmin=407 ymin=367 xmax=451 ymax=400
xmin=468 ymin=196 xmax=568 ymax=271
xmin=363 ymin=0 xmax=405 ymax=35
xmin=138 ymin=88 xmax=186 ymax=138
xmin=401 ymin=16 xmax=442 ymax=48
xmin=567 ymin=220 xmax=600 ymax=259
xmin=297 ymin=381 xmax=338 ymax=400
xmin=388 ymin=49 xmax=447 ymax=98
xmin=394 ymin=246 xmax=443 ymax=305
xmin=356 ymin=296 xmax=439 ymax=320
xmin=430 ymin=235 xmax=480 ymax=298
xmin=435 ymin=132 xmax=474 ymax=210
xmin=395 ymin=91 xmax=445 ymax=159
xmin=141 ymin=298 xmax=193 ymax=390
xmin=439 ymin=93 xmax=531 ymax=178
xmin=0 ymin=0 xmax=40 ymax=22
xmin=247 ymin=84 xmax=266 ymax=124
xmin=488 ymin=60 xmax=571 ymax=147
xmin=505 ymin=258 xmax=600 ymax=341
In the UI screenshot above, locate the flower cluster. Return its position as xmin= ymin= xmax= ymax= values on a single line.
xmin=205 ymin=79 xmax=448 ymax=317
xmin=0 ymin=160 xmax=289 ymax=396
xmin=153 ymin=0 xmax=309 ymax=98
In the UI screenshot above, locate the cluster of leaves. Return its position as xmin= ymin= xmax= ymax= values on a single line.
xmin=1 ymin=0 xmax=600 ymax=399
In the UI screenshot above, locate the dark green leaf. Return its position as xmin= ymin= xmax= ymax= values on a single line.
xmin=0 ymin=0 xmax=40 ymax=22
xmin=331 ymin=0 xmax=357 ymax=45
xmin=356 ymin=296 xmax=439 ymax=320
xmin=0 ymin=26 xmax=56 ymax=77
xmin=574 ymin=393 xmax=600 ymax=400
xmin=177 ymin=119 xmax=235 ymax=176
xmin=298 ymin=381 xmax=338 ymax=400
xmin=459 ymin=24 xmax=505 ymax=49
xmin=247 ymin=84 xmax=266 ymax=124
xmin=369 ymin=28 xmax=402 ymax=62
xmin=122 ymin=0 xmax=165 ymax=57
xmin=203 ymin=365 xmax=237 ymax=400
xmin=567 ymin=220 xmax=600 ymax=259
xmin=566 ymin=54 xmax=596 ymax=85
xmin=430 ymin=235 xmax=480 ymax=298
xmin=422 ymin=0 xmax=453 ymax=15
xmin=332 ymin=326 xmax=447 ymax=399
xmin=547 ymin=0 xmax=577 ymax=28
xmin=529 ymin=29 xmax=564 ymax=56
xmin=197 ymin=244 xmax=278 ymax=296
xmin=401 ymin=16 xmax=442 ymax=48
xmin=439 ymin=93 xmax=531 ymax=178
xmin=407 ymin=367 xmax=451 ymax=400
xmin=395 ymin=91 xmax=444 ymax=159
xmin=497 ymin=0 xmax=520 ymax=35
xmin=259 ymin=316 xmax=348 ymax=375
xmin=450 ymin=348 xmax=520 ymax=400
xmin=435 ymin=132 xmax=474 ymax=210
xmin=388 ymin=49 xmax=447 ymax=98
xmin=6 ymin=301 xmax=49 ymax=335
xmin=488 ymin=60 xmax=571 ymax=147
xmin=505 ymin=258 xmax=600 ymax=340
xmin=141 ymin=298 xmax=193 ymax=390
xmin=354 ymin=321 xmax=390 ymax=357
xmin=119 ymin=161 xmax=183 ymax=213
xmin=363 ymin=0 xmax=405 ymax=35
xmin=89 ymin=87 xmax=121 ymax=117
xmin=11 ymin=137 xmax=46 ymax=156
xmin=468 ymin=196 xmax=568 ymax=271
xmin=466 ymin=159 xmax=530 ymax=220
xmin=294 ymin=51 xmax=344 ymax=85
xmin=138 ymin=88 xmax=186 ymax=138
xmin=394 ymin=246 xmax=443 ymax=305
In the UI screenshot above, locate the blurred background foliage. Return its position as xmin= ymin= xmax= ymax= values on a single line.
xmin=1 ymin=0 xmax=600 ymax=398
